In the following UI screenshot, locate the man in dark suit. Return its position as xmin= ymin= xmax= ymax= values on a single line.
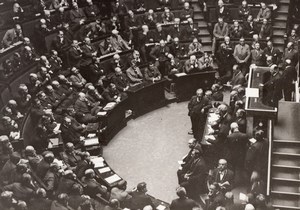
xmin=183 ymin=18 xmax=199 ymax=40
xmin=206 ymin=182 xmax=225 ymax=210
xmin=230 ymin=64 xmax=246 ymax=88
xmin=84 ymin=0 xmax=100 ymax=19
xmin=188 ymin=88 xmax=211 ymax=139
xmin=112 ymin=67 xmax=130 ymax=92
xmin=81 ymin=169 xmax=110 ymax=200
xmin=258 ymin=18 xmax=273 ymax=40
xmin=81 ymin=37 xmax=98 ymax=67
xmin=36 ymin=152 xmax=54 ymax=179
xmin=180 ymin=145 xmax=208 ymax=200
xmin=168 ymin=18 xmax=185 ymax=40
xmin=261 ymin=64 xmax=283 ymax=106
xmin=251 ymin=42 xmax=265 ymax=66
xmin=208 ymin=159 xmax=234 ymax=192
xmin=129 ymin=182 xmax=155 ymax=210
xmin=51 ymin=30 xmax=70 ymax=62
xmin=263 ymin=41 xmax=281 ymax=65
xmin=102 ymin=83 xmax=126 ymax=103
xmin=60 ymin=142 xmax=82 ymax=170
xmin=69 ymin=2 xmax=86 ymax=26
xmin=243 ymin=15 xmax=258 ymax=38
xmin=74 ymin=92 xmax=101 ymax=124
xmin=60 ymin=117 xmax=86 ymax=147
xmin=282 ymin=59 xmax=297 ymax=101
xmin=87 ymin=57 xmax=106 ymax=86
xmin=170 ymin=187 xmax=199 ymax=210
xmin=68 ymin=40 xmax=83 ymax=67
xmin=75 ymin=152 xmax=94 ymax=179
xmin=54 ymin=7 xmax=69 ymax=28
xmin=226 ymin=122 xmax=248 ymax=171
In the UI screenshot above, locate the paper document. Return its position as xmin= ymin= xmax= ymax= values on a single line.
xmin=98 ymin=167 xmax=111 ymax=174
xmin=175 ymin=73 xmax=187 ymax=77
xmin=239 ymin=193 xmax=248 ymax=202
xmin=105 ymin=174 xmax=121 ymax=184
xmin=246 ymin=88 xmax=259 ymax=98
xmin=84 ymin=137 xmax=98 ymax=146
xmin=49 ymin=138 xmax=59 ymax=146
xmin=103 ymin=102 xmax=117 ymax=110
xmin=156 ymin=205 xmax=166 ymax=210
xmin=91 ymin=157 xmax=105 ymax=168
xmin=53 ymin=123 xmax=61 ymax=131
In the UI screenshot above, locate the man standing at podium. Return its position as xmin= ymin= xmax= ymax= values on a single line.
xmin=188 ymin=89 xmax=211 ymax=140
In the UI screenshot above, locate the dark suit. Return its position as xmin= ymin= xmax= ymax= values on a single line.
xmin=56 ymin=177 xmax=78 ymax=195
xmin=81 ymin=44 xmax=97 ymax=66
xmin=251 ymin=49 xmax=265 ymax=66
xmin=209 ymin=168 xmax=234 ymax=191
xmin=82 ymin=177 xmax=110 ymax=199
xmin=170 ymin=197 xmax=198 ymax=210
xmin=188 ymin=96 xmax=210 ymax=139
xmin=262 ymin=71 xmax=283 ymax=106
xmin=68 ymin=46 xmax=83 ymax=67
xmin=282 ymin=65 xmax=297 ymax=101
xmin=112 ymin=73 xmax=130 ymax=92
xmin=36 ymin=159 xmax=50 ymax=179
xmin=75 ymin=160 xmax=93 ymax=179
xmin=231 ymin=71 xmax=246 ymax=87
xmin=69 ymin=8 xmax=86 ymax=25
xmin=263 ymin=47 xmax=281 ymax=64
xmin=60 ymin=151 xmax=81 ymax=169
xmin=216 ymin=6 xmax=230 ymax=21
xmin=51 ymin=36 xmax=70 ymax=57
xmin=243 ymin=21 xmax=259 ymax=38
xmin=259 ymin=24 xmax=273 ymax=39
xmin=129 ymin=191 xmax=155 ymax=210
xmin=180 ymin=156 xmax=208 ymax=199
xmin=84 ymin=4 xmax=100 ymax=18
xmin=183 ymin=24 xmax=199 ymax=40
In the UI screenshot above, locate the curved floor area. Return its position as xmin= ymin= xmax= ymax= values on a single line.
xmin=103 ymin=102 xmax=191 ymax=202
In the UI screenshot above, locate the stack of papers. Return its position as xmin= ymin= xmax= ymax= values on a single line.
xmin=103 ymin=102 xmax=117 ymax=111
xmin=175 ymin=72 xmax=187 ymax=77
xmin=91 ymin=157 xmax=105 ymax=168
xmin=98 ymin=167 xmax=111 ymax=174
xmin=105 ymin=174 xmax=121 ymax=184
xmin=156 ymin=205 xmax=166 ymax=210
xmin=84 ymin=137 xmax=98 ymax=146
xmin=49 ymin=138 xmax=59 ymax=146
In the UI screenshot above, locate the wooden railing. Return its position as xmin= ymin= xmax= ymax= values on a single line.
xmin=266 ymin=119 xmax=273 ymax=196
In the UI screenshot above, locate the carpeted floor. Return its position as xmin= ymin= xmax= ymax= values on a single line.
xmin=103 ymin=102 xmax=191 ymax=203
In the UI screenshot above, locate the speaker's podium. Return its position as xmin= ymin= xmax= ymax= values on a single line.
xmin=245 ymin=66 xmax=278 ymax=136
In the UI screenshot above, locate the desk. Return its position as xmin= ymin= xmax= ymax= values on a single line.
xmin=127 ymin=79 xmax=167 ymax=118
xmin=174 ymin=71 xmax=216 ymax=102
xmin=102 ymin=97 xmax=128 ymax=145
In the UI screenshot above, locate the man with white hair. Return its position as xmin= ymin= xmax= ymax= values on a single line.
xmin=184 ymin=55 xmax=199 ymax=73
xmin=109 ymin=29 xmax=131 ymax=51
xmin=74 ymin=92 xmax=102 ymax=123
xmin=181 ymin=2 xmax=194 ymax=21
xmin=208 ymin=159 xmax=235 ymax=192
xmin=256 ymin=2 xmax=271 ymax=21
xmin=84 ymin=0 xmax=100 ymax=18
xmin=1 ymin=24 xmax=23 ymax=48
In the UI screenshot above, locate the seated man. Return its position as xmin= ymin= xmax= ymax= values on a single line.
xmin=258 ymin=19 xmax=272 ymax=40
xmin=74 ymin=92 xmax=102 ymax=124
xmin=69 ymin=67 xmax=87 ymax=90
xmin=149 ymin=39 xmax=170 ymax=76
xmin=110 ymin=180 xmax=132 ymax=208
xmin=256 ymin=2 xmax=271 ymax=21
xmin=199 ymin=52 xmax=214 ymax=71
xmin=102 ymin=83 xmax=126 ymax=103
xmin=84 ymin=0 xmax=100 ymax=19
xmin=229 ymin=21 xmax=244 ymax=39
xmin=81 ymin=169 xmax=110 ymax=200
xmin=206 ymin=182 xmax=225 ymax=210
xmin=60 ymin=116 xmax=86 ymax=147
xmin=60 ymin=142 xmax=82 ymax=170
xmin=183 ymin=18 xmax=199 ymax=40
xmin=238 ymin=0 xmax=251 ymax=21
xmin=81 ymin=37 xmax=98 ymax=67
xmin=188 ymin=38 xmax=203 ymax=56
xmin=68 ymin=40 xmax=83 ymax=67
xmin=112 ymin=67 xmax=130 ymax=92
xmin=14 ymin=84 xmax=31 ymax=114
xmin=165 ymin=54 xmax=182 ymax=78
xmin=143 ymin=62 xmax=161 ymax=82
xmin=126 ymin=60 xmax=144 ymax=86
xmin=179 ymin=145 xmax=208 ymax=200
xmin=150 ymin=24 xmax=167 ymax=43
xmin=212 ymin=17 xmax=229 ymax=55
xmin=208 ymin=159 xmax=234 ymax=192
xmin=109 ymin=29 xmax=131 ymax=52
xmin=69 ymin=2 xmax=87 ymax=26
xmin=1 ymin=24 xmax=24 ymax=49
xmin=161 ymin=7 xmax=175 ymax=23
xmin=181 ymin=2 xmax=194 ymax=21
xmin=184 ymin=55 xmax=199 ymax=74
xmin=129 ymin=182 xmax=155 ymax=210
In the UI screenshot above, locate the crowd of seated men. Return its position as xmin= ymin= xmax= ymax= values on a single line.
xmin=0 ymin=0 xmax=298 ymax=210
